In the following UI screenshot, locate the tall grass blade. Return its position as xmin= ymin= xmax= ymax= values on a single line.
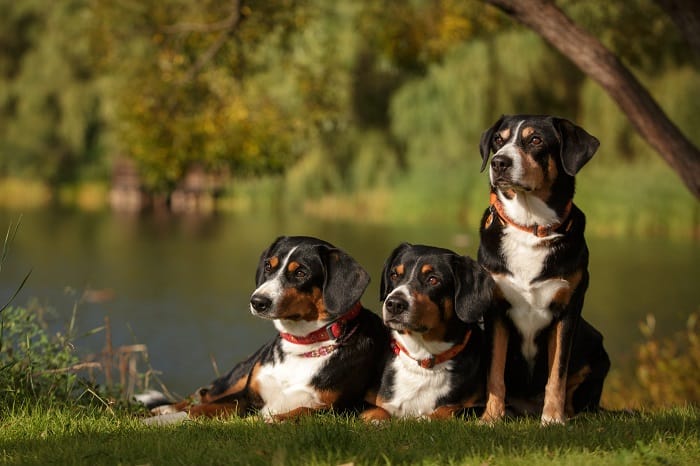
xmin=1 ymin=216 xmax=22 ymax=272
xmin=0 ymin=268 xmax=32 ymax=314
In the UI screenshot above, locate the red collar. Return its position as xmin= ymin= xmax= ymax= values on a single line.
xmin=278 ymin=302 xmax=363 ymax=345
xmin=486 ymin=192 xmax=573 ymax=237
xmin=391 ymin=329 xmax=472 ymax=369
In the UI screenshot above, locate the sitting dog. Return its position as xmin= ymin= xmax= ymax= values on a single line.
xmin=361 ymin=243 xmax=494 ymax=421
xmin=477 ymin=115 xmax=610 ymax=425
xmin=145 ymin=236 xmax=388 ymax=421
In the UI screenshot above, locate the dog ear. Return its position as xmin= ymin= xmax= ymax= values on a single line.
xmin=380 ymin=243 xmax=412 ymax=302
xmin=480 ymin=115 xmax=505 ymax=172
xmin=255 ymin=236 xmax=285 ymax=286
xmin=319 ymin=246 xmax=370 ymax=316
xmin=552 ymin=117 xmax=600 ymax=176
xmin=452 ymin=255 xmax=495 ymax=323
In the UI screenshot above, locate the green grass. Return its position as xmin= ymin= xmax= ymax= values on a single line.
xmin=1 ymin=404 xmax=698 ymax=465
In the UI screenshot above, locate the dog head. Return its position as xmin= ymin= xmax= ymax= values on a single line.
xmin=379 ymin=243 xmax=494 ymax=342
xmin=250 ymin=236 xmax=370 ymax=325
xmin=479 ymin=115 xmax=599 ymax=200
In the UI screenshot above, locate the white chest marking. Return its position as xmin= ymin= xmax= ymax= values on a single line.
xmin=255 ymin=342 xmax=331 ymax=419
xmin=495 ymin=226 xmax=569 ymax=363
xmin=382 ymin=333 xmax=454 ymax=418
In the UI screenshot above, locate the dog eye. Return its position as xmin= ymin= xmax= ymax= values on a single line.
xmin=264 ymin=261 xmax=272 ymax=273
xmin=530 ymin=136 xmax=542 ymax=145
xmin=427 ymin=276 xmax=440 ymax=286
xmin=389 ymin=271 xmax=399 ymax=281
xmin=493 ymin=135 xmax=504 ymax=146
xmin=294 ymin=268 xmax=307 ymax=279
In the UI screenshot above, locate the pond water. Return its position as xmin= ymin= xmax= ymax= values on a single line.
xmin=0 ymin=208 xmax=698 ymax=396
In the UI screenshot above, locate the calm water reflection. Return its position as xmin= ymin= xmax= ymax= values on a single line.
xmin=1 ymin=208 xmax=697 ymax=395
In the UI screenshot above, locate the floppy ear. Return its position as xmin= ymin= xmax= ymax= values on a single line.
xmin=254 ymin=236 xmax=285 ymax=286
xmin=480 ymin=115 xmax=505 ymax=172
xmin=319 ymin=246 xmax=371 ymax=316
xmin=452 ymin=255 xmax=495 ymax=323
xmin=380 ymin=243 xmax=412 ymax=302
xmin=552 ymin=117 xmax=600 ymax=176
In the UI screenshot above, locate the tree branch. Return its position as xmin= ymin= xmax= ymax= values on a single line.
xmin=485 ymin=0 xmax=700 ymax=198
xmin=178 ymin=0 xmax=242 ymax=84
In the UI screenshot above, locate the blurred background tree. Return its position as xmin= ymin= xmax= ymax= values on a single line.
xmin=0 ymin=0 xmax=697 ymax=228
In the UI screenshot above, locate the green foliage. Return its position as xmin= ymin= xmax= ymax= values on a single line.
xmin=0 ymin=0 xmax=697 ymax=211
xmin=0 ymin=0 xmax=108 ymax=185
xmin=561 ymin=0 xmax=692 ymax=72
xmin=0 ymin=304 xmax=81 ymax=405
xmin=635 ymin=313 xmax=700 ymax=407
xmin=604 ymin=313 xmax=700 ymax=410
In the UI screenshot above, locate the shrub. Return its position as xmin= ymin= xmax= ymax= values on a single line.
xmin=604 ymin=312 xmax=700 ymax=409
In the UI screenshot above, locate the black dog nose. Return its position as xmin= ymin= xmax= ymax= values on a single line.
xmin=385 ymin=296 xmax=408 ymax=315
xmin=250 ymin=295 xmax=272 ymax=313
xmin=491 ymin=155 xmax=512 ymax=174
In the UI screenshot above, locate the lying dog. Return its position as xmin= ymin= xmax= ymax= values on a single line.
xmin=145 ymin=235 xmax=388 ymax=421
xmin=477 ymin=115 xmax=610 ymax=425
xmin=362 ymin=243 xmax=494 ymax=421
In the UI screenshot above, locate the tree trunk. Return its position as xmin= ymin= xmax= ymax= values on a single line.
xmin=486 ymin=0 xmax=700 ymax=198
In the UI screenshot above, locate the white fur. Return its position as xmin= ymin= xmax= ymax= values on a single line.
xmin=494 ymin=224 xmax=569 ymax=366
xmin=256 ymin=341 xmax=333 ymax=420
xmin=250 ymin=245 xmax=338 ymax=419
xmin=382 ymin=285 xmax=414 ymax=322
xmin=490 ymin=121 xmax=525 ymax=188
xmin=499 ymin=192 xmax=559 ymax=227
xmin=381 ymin=331 xmax=454 ymax=418
xmin=250 ymin=247 xmax=298 ymax=317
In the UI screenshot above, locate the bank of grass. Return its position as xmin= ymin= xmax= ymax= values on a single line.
xmin=0 ymin=403 xmax=698 ymax=465
xmin=238 ymin=155 xmax=699 ymax=239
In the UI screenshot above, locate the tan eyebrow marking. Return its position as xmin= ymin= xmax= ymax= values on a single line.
xmin=268 ymin=256 xmax=279 ymax=268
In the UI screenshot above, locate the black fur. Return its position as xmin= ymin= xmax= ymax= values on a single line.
xmin=364 ymin=243 xmax=492 ymax=420
xmin=477 ymin=115 xmax=609 ymax=422
xmin=147 ymin=236 xmax=388 ymax=420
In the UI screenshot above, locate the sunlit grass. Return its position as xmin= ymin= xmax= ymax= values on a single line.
xmin=0 ymin=404 xmax=698 ymax=466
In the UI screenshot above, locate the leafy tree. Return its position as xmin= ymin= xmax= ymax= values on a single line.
xmin=0 ymin=0 xmax=107 ymax=185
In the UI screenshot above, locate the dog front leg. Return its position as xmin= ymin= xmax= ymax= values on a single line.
xmin=481 ymin=318 xmax=508 ymax=424
xmin=541 ymin=318 xmax=575 ymax=425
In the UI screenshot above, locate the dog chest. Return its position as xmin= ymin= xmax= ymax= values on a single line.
xmin=381 ymin=356 xmax=453 ymax=417
xmin=255 ymin=351 xmax=329 ymax=418
xmin=495 ymin=227 xmax=571 ymax=361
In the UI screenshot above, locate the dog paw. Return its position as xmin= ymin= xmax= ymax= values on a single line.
xmin=141 ymin=411 xmax=188 ymax=426
xmin=151 ymin=404 xmax=179 ymax=415
xmin=540 ymin=413 xmax=566 ymax=426
xmin=480 ymin=403 xmax=505 ymax=425
xmin=479 ymin=412 xmax=504 ymax=426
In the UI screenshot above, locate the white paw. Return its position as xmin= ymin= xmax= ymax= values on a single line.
xmin=540 ymin=413 xmax=566 ymax=426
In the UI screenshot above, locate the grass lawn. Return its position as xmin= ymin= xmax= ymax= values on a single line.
xmin=0 ymin=405 xmax=698 ymax=465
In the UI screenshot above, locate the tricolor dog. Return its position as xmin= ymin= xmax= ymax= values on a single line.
xmin=146 ymin=236 xmax=388 ymax=421
xmin=477 ymin=115 xmax=610 ymax=425
xmin=362 ymin=243 xmax=494 ymax=421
